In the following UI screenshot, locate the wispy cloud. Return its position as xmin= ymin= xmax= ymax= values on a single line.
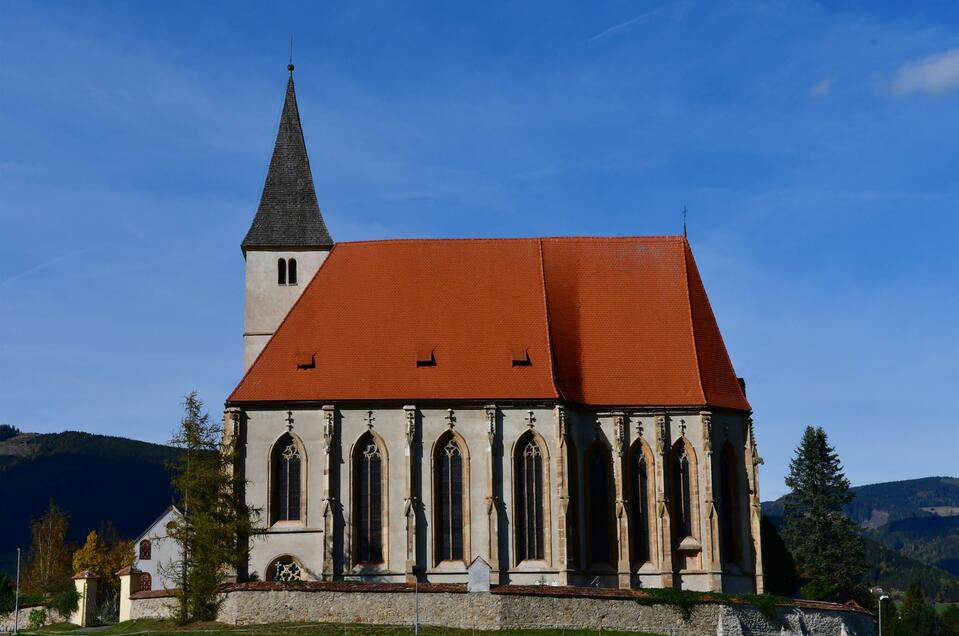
xmin=810 ymin=79 xmax=831 ymax=97
xmin=0 ymin=247 xmax=95 ymax=289
xmin=586 ymin=7 xmax=666 ymax=42
xmin=892 ymin=48 xmax=959 ymax=96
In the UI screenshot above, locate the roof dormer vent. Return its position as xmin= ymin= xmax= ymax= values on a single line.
xmin=511 ymin=347 xmax=531 ymax=367
xmin=416 ymin=347 xmax=436 ymax=367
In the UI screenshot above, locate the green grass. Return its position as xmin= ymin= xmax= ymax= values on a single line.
xmin=29 ymin=620 xmax=659 ymax=635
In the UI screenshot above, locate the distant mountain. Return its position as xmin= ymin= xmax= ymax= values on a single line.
xmin=0 ymin=431 xmax=183 ymax=576
xmin=763 ymin=476 xmax=959 ymax=600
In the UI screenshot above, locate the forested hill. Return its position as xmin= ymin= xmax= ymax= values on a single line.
xmin=763 ymin=476 xmax=959 ymax=600
xmin=0 ymin=431 xmax=183 ymax=576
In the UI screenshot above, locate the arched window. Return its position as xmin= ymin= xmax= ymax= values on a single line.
xmin=138 ymin=572 xmax=152 ymax=592
xmin=515 ymin=432 xmax=545 ymax=562
xmin=628 ymin=441 xmax=653 ymax=568
xmin=288 ymin=258 xmax=297 ymax=285
xmin=719 ymin=442 xmax=744 ymax=568
xmin=277 ymin=258 xmax=287 ymax=285
xmin=270 ymin=434 xmax=303 ymax=523
xmin=267 ymin=555 xmax=304 ymax=581
xmin=352 ymin=432 xmax=385 ymax=564
xmin=585 ymin=440 xmax=616 ymax=567
xmin=434 ymin=432 xmax=466 ymax=563
xmin=565 ymin=439 xmax=580 ymax=567
xmin=670 ymin=439 xmax=697 ymax=541
xmin=139 ymin=539 xmax=151 ymax=561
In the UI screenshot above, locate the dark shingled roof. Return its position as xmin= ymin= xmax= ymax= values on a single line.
xmin=242 ymin=72 xmax=333 ymax=252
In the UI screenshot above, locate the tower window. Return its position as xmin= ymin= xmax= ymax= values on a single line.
xmin=277 ymin=258 xmax=287 ymax=285
xmin=288 ymin=259 xmax=297 ymax=285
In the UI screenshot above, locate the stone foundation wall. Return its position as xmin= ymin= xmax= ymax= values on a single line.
xmin=129 ymin=584 xmax=875 ymax=636
xmin=128 ymin=593 xmax=177 ymax=621
xmin=0 ymin=606 xmax=70 ymax=632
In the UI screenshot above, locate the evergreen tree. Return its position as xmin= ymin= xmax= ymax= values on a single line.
xmin=783 ymin=426 xmax=865 ymax=601
xmin=164 ymin=392 xmax=258 ymax=623
xmin=899 ymin=583 xmax=939 ymax=636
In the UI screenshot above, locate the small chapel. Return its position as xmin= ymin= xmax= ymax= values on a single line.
xmin=223 ymin=66 xmax=766 ymax=594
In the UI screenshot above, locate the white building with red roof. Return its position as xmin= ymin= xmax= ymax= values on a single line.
xmin=224 ymin=67 xmax=764 ymax=594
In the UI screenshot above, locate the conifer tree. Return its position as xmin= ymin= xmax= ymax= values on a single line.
xmin=783 ymin=426 xmax=865 ymax=600
xmin=164 ymin=391 xmax=258 ymax=623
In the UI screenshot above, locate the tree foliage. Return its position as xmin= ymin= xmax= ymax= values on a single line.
xmin=71 ymin=527 xmax=133 ymax=618
xmin=164 ymin=391 xmax=259 ymax=623
xmin=783 ymin=426 xmax=866 ymax=601
xmin=24 ymin=501 xmax=74 ymax=595
xmin=0 ymin=423 xmax=20 ymax=441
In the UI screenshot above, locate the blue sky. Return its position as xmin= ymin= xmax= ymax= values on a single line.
xmin=1 ymin=1 xmax=957 ymax=499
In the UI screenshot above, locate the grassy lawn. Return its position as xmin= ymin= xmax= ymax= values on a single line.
xmin=27 ymin=620 xmax=659 ymax=636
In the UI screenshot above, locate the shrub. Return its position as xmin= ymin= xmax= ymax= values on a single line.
xmin=29 ymin=608 xmax=47 ymax=630
xmin=48 ymin=586 xmax=80 ymax=616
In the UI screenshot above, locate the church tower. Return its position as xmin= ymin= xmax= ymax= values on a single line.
xmin=241 ymin=66 xmax=333 ymax=370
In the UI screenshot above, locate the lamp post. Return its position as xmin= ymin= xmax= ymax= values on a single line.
xmin=879 ymin=594 xmax=890 ymax=636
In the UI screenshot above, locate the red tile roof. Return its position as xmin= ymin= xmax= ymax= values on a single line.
xmin=229 ymin=236 xmax=750 ymax=411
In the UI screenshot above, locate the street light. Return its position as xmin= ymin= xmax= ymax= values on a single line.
xmin=878 ymin=594 xmax=890 ymax=636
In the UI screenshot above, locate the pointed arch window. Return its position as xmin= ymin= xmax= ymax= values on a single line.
xmin=277 ymin=258 xmax=287 ymax=285
xmin=628 ymin=442 xmax=653 ymax=567
xmin=288 ymin=258 xmax=298 ymax=285
xmin=434 ymin=433 xmax=465 ymax=562
xmin=515 ymin=433 xmax=545 ymax=561
xmin=139 ymin=539 xmax=151 ymax=561
xmin=585 ymin=441 xmax=616 ymax=567
xmin=565 ymin=439 xmax=580 ymax=567
xmin=719 ymin=443 xmax=744 ymax=568
xmin=671 ymin=442 xmax=694 ymax=539
xmin=352 ymin=432 xmax=385 ymax=564
xmin=270 ymin=434 xmax=302 ymax=523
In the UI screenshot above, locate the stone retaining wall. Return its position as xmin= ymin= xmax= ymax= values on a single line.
xmin=129 ymin=584 xmax=876 ymax=636
xmin=0 ymin=606 xmax=70 ymax=633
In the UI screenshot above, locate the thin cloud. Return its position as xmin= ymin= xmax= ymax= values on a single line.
xmin=892 ymin=48 xmax=959 ymax=96
xmin=0 ymin=247 xmax=95 ymax=289
xmin=586 ymin=7 xmax=665 ymax=42
xmin=810 ymin=79 xmax=831 ymax=97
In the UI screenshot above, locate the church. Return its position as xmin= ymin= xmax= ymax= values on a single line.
xmin=223 ymin=66 xmax=765 ymax=595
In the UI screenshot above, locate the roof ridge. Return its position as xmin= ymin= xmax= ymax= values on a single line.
xmin=680 ymin=238 xmax=709 ymax=407
xmin=537 ymin=238 xmax=564 ymax=402
xmin=335 ymin=235 xmax=685 ymax=247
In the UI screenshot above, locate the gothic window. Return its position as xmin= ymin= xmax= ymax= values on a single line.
xmin=628 ymin=441 xmax=653 ymax=567
xmin=277 ymin=258 xmax=287 ymax=285
xmin=138 ymin=572 xmax=152 ymax=592
xmin=719 ymin=442 xmax=744 ymax=568
xmin=585 ymin=440 xmax=616 ymax=567
xmin=514 ymin=432 xmax=545 ymax=562
xmin=288 ymin=258 xmax=297 ymax=285
xmin=352 ymin=432 xmax=385 ymax=564
xmin=267 ymin=555 xmax=304 ymax=582
xmin=670 ymin=440 xmax=696 ymax=541
xmin=434 ymin=432 xmax=465 ymax=563
xmin=139 ymin=539 xmax=151 ymax=561
xmin=566 ymin=439 xmax=580 ymax=567
xmin=270 ymin=434 xmax=303 ymax=524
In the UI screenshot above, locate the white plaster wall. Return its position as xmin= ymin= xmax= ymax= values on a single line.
xmin=134 ymin=508 xmax=182 ymax=591
xmin=243 ymin=248 xmax=329 ymax=370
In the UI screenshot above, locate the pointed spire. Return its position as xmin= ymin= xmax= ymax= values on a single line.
xmin=242 ymin=68 xmax=332 ymax=253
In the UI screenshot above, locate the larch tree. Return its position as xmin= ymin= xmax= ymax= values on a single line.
xmin=164 ymin=391 xmax=259 ymax=623
xmin=782 ymin=426 xmax=865 ymax=601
